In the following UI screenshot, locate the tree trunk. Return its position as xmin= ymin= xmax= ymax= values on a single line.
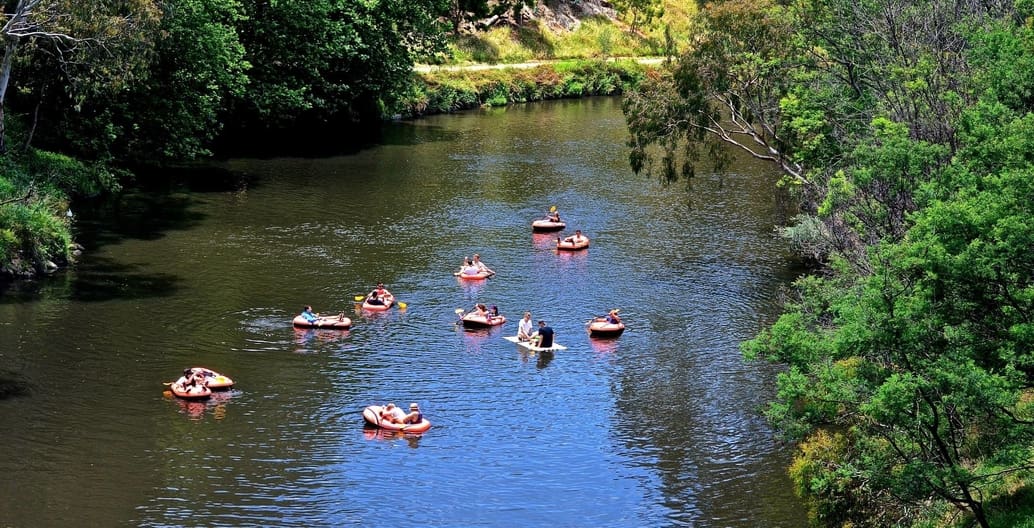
xmin=0 ymin=37 xmax=19 ymax=155
xmin=24 ymin=87 xmax=41 ymax=151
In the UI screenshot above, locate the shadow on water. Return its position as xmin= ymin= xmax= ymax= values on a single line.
xmin=66 ymin=257 xmax=181 ymax=302
xmin=0 ymin=370 xmax=32 ymax=400
xmin=0 ymin=257 xmax=181 ymax=303
xmin=74 ymin=193 xmax=204 ymax=248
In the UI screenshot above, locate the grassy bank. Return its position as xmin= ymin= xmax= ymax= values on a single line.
xmin=397 ymin=1 xmax=688 ymax=119
xmin=0 ymin=142 xmax=117 ymax=281
xmin=397 ymin=59 xmax=656 ymax=118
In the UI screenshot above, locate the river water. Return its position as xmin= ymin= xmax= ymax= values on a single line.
xmin=0 ymin=98 xmax=806 ymax=527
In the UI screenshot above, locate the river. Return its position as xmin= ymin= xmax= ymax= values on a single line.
xmin=0 ymin=97 xmax=806 ymax=527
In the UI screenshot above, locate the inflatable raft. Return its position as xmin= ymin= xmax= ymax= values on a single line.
xmin=169 ymin=383 xmax=212 ymax=400
xmin=362 ymin=298 xmax=394 ymax=311
xmin=362 ymin=405 xmax=432 ymax=433
xmin=292 ymin=314 xmax=352 ymax=329
xmin=557 ymin=237 xmax=590 ymax=251
xmin=532 ymin=219 xmax=566 ymax=232
xmin=190 ymin=367 xmax=235 ymax=390
xmin=503 ymin=335 xmax=568 ymax=352
xmin=454 ymin=269 xmax=493 ymax=280
xmin=587 ymin=320 xmax=625 ymax=338
xmin=461 ymin=312 xmax=506 ymax=328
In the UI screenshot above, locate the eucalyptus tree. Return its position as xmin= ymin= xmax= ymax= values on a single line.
xmin=0 ymin=0 xmax=159 ymax=155
xmin=626 ymin=1 xmax=1034 ymax=526
xmin=228 ymin=0 xmax=447 ymax=140
xmin=623 ymin=0 xmax=1009 ymax=267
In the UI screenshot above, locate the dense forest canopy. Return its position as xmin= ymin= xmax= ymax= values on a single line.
xmin=626 ymin=0 xmax=1034 ymax=526
xmin=4 ymin=0 xmax=1034 ymax=525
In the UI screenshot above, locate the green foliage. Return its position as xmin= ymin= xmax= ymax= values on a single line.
xmin=396 ymin=60 xmax=648 ymax=117
xmin=446 ymin=14 xmax=670 ymax=64
xmin=611 ymin=0 xmax=664 ymax=32
xmin=726 ymin=2 xmax=1034 ymax=526
xmin=624 ymin=0 xmax=804 ymax=183
xmin=231 ymin=0 xmax=447 ymax=132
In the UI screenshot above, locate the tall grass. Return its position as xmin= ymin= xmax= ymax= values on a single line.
xmin=442 ymin=1 xmax=695 ymax=64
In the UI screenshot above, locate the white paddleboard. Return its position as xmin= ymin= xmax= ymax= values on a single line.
xmin=503 ymin=335 xmax=568 ymax=352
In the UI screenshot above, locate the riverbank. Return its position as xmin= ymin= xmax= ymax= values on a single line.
xmin=396 ymin=57 xmax=659 ymax=118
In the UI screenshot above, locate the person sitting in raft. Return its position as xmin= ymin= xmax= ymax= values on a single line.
xmin=401 ymin=402 xmax=423 ymax=424
xmin=471 ymin=253 xmax=494 ymax=275
xmin=366 ymin=283 xmax=394 ymax=305
xmin=562 ymin=230 xmax=587 ymax=244
xmin=380 ymin=403 xmax=407 ymax=423
xmin=531 ymin=320 xmax=555 ymax=348
xmin=175 ymin=368 xmax=208 ymax=394
xmin=300 ymin=305 xmax=320 ymax=324
xmin=458 ymin=257 xmax=479 ymax=276
xmin=472 ymin=303 xmax=492 ymax=323
xmin=593 ymin=309 xmax=621 ymax=325
xmin=517 ymin=311 xmax=534 ymax=341
xmin=547 ymin=209 xmax=561 ymax=222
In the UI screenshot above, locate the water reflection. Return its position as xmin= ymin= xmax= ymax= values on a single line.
xmin=0 ymin=98 xmax=806 ymax=527
xmin=166 ymin=390 xmax=236 ymax=420
xmin=362 ymin=426 xmax=426 ymax=448
xmin=516 ymin=348 xmax=556 ymax=369
xmin=292 ymin=328 xmax=351 ymax=354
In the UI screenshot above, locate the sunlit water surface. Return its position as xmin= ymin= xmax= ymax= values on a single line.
xmin=0 ymin=98 xmax=806 ymax=527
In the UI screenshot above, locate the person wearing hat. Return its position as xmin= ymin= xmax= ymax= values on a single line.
xmin=604 ymin=309 xmax=621 ymax=325
xmin=401 ymin=403 xmax=423 ymax=424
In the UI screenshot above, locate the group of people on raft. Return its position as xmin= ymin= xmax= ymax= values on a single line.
xmin=456 ymin=253 xmax=495 ymax=277
xmin=558 ymin=229 xmax=587 ymax=245
xmin=363 ymin=282 xmax=395 ymax=307
xmin=377 ymin=402 xmax=423 ymax=425
xmin=172 ymin=368 xmax=214 ymax=396
xmin=469 ymin=303 xmax=500 ymax=322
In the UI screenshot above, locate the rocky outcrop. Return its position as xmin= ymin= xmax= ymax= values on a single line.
xmin=479 ymin=0 xmax=618 ymax=32
xmin=528 ymin=1 xmax=617 ymax=31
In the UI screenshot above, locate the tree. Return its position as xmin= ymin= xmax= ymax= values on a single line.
xmin=623 ymin=0 xmax=806 ymax=184
xmin=227 ymin=0 xmax=447 ymax=142
xmin=742 ymin=11 xmax=1034 ymax=528
xmin=624 ymin=0 xmax=1009 ymax=270
xmin=0 ymin=0 xmax=159 ymax=155
xmin=92 ymin=0 xmax=247 ymax=163
xmin=611 ymin=0 xmax=664 ymax=33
